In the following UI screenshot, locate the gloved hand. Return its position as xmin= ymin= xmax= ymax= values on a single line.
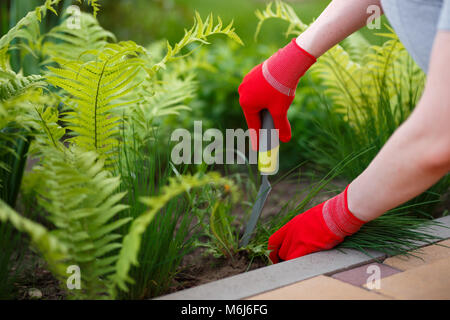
xmin=268 ymin=185 xmax=367 ymax=264
xmin=238 ymin=39 xmax=316 ymax=150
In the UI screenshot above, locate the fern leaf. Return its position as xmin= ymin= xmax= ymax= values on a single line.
xmin=0 ymin=72 xmax=44 ymax=101
xmin=150 ymin=13 xmax=243 ymax=76
xmin=126 ymin=74 xmax=197 ymax=144
xmin=78 ymin=0 xmax=101 ymax=17
xmin=47 ymin=42 xmax=146 ymax=164
xmin=255 ymin=0 xmax=307 ymax=40
xmin=34 ymin=145 xmax=129 ymax=298
xmin=43 ymin=12 xmax=115 ymax=63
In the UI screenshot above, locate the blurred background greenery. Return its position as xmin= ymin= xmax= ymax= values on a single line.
xmin=0 ymin=0 xmax=391 ymax=170
xmin=95 ymin=0 xmax=390 ymax=170
xmin=97 ymin=0 xmax=388 ymax=45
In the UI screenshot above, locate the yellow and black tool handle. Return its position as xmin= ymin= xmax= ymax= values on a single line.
xmin=258 ymin=109 xmax=279 ymax=175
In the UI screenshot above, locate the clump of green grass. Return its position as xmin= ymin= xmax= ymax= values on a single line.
xmin=114 ymin=131 xmax=196 ymax=299
xmin=339 ymin=211 xmax=445 ymax=257
xmin=251 ymin=155 xmax=447 ymax=260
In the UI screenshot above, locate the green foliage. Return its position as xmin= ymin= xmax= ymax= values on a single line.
xmin=339 ymin=210 xmax=445 ymax=256
xmin=207 ymin=201 xmax=239 ymax=259
xmin=78 ymin=0 xmax=101 ymax=17
xmin=47 ymin=41 xmax=146 ymax=163
xmin=0 ymin=71 xmax=44 ymax=102
xmin=126 ymin=73 xmax=197 ymax=146
xmin=0 ymin=198 xmax=69 ymax=289
xmin=43 ymin=11 xmax=116 ymax=63
xmin=0 ymin=1 xmax=244 ymax=299
xmin=255 ymin=0 xmax=308 ymax=40
xmin=32 ymin=145 xmax=130 ymax=298
xmin=113 ymin=134 xmax=194 ymax=299
xmin=149 ymin=12 xmax=243 ymax=76
xmin=0 ymin=69 xmax=50 ymax=208
xmin=112 ymin=172 xmax=236 ymax=296
xmin=0 ymin=69 xmax=46 ymax=130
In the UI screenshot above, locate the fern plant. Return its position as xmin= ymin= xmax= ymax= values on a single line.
xmin=46 ymin=41 xmax=146 ymax=164
xmin=125 ymin=73 xmax=197 ymax=146
xmin=149 ymin=12 xmax=243 ymax=76
xmin=0 ymin=0 xmax=246 ymax=299
xmin=32 ymin=145 xmax=130 ymax=298
xmin=42 ymin=10 xmax=116 ymax=63
xmin=23 ymin=100 xmax=237 ymax=298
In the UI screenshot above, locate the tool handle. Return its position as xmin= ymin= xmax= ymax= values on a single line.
xmin=258 ymin=110 xmax=279 ymax=175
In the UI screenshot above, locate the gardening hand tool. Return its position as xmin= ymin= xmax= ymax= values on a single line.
xmin=240 ymin=109 xmax=279 ymax=247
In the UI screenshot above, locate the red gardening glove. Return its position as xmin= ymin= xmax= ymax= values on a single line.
xmin=238 ymin=39 xmax=316 ymax=150
xmin=268 ymin=185 xmax=367 ymax=264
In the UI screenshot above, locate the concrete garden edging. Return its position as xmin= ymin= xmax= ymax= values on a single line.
xmin=156 ymin=215 xmax=450 ymax=300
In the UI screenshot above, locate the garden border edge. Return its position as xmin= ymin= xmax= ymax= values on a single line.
xmin=155 ymin=215 xmax=450 ymax=300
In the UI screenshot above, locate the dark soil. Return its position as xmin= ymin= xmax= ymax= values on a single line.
xmin=167 ymin=250 xmax=267 ymax=294
xmin=12 ymin=250 xmax=66 ymax=300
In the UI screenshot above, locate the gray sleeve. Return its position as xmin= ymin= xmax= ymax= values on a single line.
xmin=438 ymin=0 xmax=450 ymax=30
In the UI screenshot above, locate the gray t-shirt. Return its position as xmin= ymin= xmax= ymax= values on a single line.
xmin=381 ymin=0 xmax=450 ymax=73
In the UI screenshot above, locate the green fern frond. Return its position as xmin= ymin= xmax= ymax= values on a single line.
xmin=111 ymin=172 xmax=237 ymax=294
xmin=34 ymin=145 xmax=129 ymax=298
xmin=127 ymin=74 xmax=197 ymax=144
xmin=255 ymin=0 xmax=308 ymax=40
xmin=24 ymin=105 xmax=66 ymax=154
xmin=0 ymin=71 xmax=45 ymax=102
xmin=47 ymin=42 xmax=146 ymax=163
xmin=78 ymin=0 xmax=101 ymax=17
xmin=43 ymin=12 xmax=116 ymax=63
xmin=0 ymin=76 xmax=48 ymax=129
xmin=150 ymin=13 xmax=243 ymax=76
xmin=0 ymin=0 xmax=63 ymax=68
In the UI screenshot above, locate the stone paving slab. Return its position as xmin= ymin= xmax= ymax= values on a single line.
xmin=331 ymin=262 xmax=402 ymax=287
xmin=157 ymin=248 xmax=386 ymax=300
xmin=246 ymin=275 xmax=391 ymax=300
xmin=365 ymin=257 xmax=450 ymax=299
xmin=422 ymin=215 xmax=450 ymax=240
xmin=383 ymin=239 xmax=450 ymax=270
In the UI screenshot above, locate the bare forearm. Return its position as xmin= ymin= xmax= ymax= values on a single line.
xmin=348 ymin=32 xmax=450 ymax=222
xmin=296 ymin=0 xmax=383 ymax=57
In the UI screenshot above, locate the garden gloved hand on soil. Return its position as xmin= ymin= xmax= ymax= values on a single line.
xmin=238 ymin=39 xmax=316 ymax=150
xmin=268 ymin=185 xmax=367 ymax=264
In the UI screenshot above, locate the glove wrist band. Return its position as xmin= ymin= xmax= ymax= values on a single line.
xmin=322 ymin=185 xmax=366 ymax=239
xmin=262 ymin=38 xmax=317 ymax=96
